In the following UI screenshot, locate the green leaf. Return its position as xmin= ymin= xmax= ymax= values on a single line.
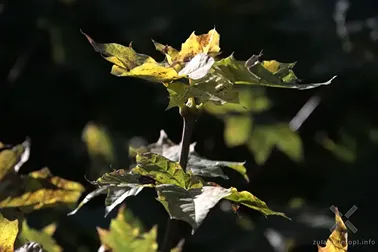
xmin=97 ymin=205 xmax=159 ymax=252
xmin=156 ymin=184 xmax=231 ymax=232
xmin=204 ymin=87 xmax=271 ymax=115
xmin=0 ymin=211 xmax=20 ymax=252
xmin=68 ymin=170 xmax=148 ymax=216
xmin=129 ymin=130 xmax=249 ymax=181
xmin=134 ymin=152 xmax=190 ymax=189
xmin=212 ymin=53 xmax=336 ymax=89
xmin=0 ymin=139 xmax=30 ymax=181
xmin=247 ymin=123 xmax=303 ymax=165
xmin=224 ymin=115 xmax=253 ymax=147
xmin=17 ymin=220 xmax=61 ymax=252
xmin=224 ymin=187 xmax=289 ymax=219
xmin=0 ymin=168 xmax=84 ymax=212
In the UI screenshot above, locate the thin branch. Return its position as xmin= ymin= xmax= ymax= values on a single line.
xmin=160 ymin=98 xmax=197 ymax=252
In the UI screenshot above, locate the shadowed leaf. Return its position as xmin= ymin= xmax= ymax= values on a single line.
xmin=68 ymin=170 xmax=149 ymax=216
xmin=224 ymin=187 xmax=288 ymax=219
xmin=156 ymin=184 xmax=231 ymax=232
xmin=212 ymin=53 xmax=336 ymax=89
xmin=318 ymin=207 xmax=348 ymax=252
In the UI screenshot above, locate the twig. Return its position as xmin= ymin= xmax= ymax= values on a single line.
xmin=160 ymin=98 xmax=197 ymax=252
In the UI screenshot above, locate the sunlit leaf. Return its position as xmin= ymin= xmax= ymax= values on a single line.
xmin=156 ymin=184 xmax=231 ymax=232
xmin=17 ymin=220 xmax=61 ymax=252
xmin=154 ymin=29 xmax=220 ymax=70
xmin=212 ymin=53 xmax=336 ymax=89
xmin=178 ymin=53 xmax=215 ymax=80
xmin=224 ymin=187 xmax=288 ymax=219
xmin=82 ymin=31 xmax=180 ymax=83
xmin=247 ymin=123 xmax=303 ymax=165
xmin=0 ymin=139 xmax=30 ymax=181
xmin=318 ymin=207 xmax=348 ymax=252
xmin=0 ymin=211 xmax=20 ymax=252
xmin=97 ymin=205 xmax=158 ymax=252
xmin=68 ymin=170 xmax=149 ymax=216
xmin=134 ymin=153 xmax=190 ymax=189
xmin=0 ymin=168 xmax=84 ymax=212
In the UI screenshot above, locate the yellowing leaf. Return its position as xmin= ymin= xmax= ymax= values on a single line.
xmin=224 ymin=187 xmax=289 ymax=219
xmin=0 ymin=168 xmax=84 ymax=211
xmin=318 ymin=207 xmax=348 ymax=252
xmin=134 ymin=153 xmax=190 ymax=189
xmin=0 ymin=139 xmax=30 ymax=181
xmin=97 ymin=205 xmax=159 ymax=252
xmin=17 ymin=220 xmax=62 ymax=252
xmin=82 ymin=122 xmax=115 ymax=164
xmin=82 ymin=31 xmax=180 ymax=83
xmin=154 ymin=29 xmax=220 ymax=69
xmin=0 ymin=211 xmax=20 ymax=252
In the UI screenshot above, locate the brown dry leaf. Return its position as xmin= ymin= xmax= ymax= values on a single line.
xmin=318 ymin=207 xmax=348 ymax=252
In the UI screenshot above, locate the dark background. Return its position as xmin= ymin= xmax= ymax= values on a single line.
xmin=1 ymin=0 xmax=378 ymax=251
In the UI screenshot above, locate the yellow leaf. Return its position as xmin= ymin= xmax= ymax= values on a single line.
xmin=224 ymin=115 xmax=252 ymax=147
xmin=0 ymin=211 xmax=20 ymax=252
xmin=0 ymin=140 xmax=29 ymax=181
xmin=154 ymin=29 xmax=220 ymax=70
xmin=318 ymin=207 xmax=348 ymax=252
xmin=82 ymin=31 xmax=180 ymax=83
xmin=0 ymin=168 xmax=84 ymax=211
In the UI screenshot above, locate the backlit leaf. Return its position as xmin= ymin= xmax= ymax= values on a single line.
xmin=0 ymin=168 xmax=84 ymax=212
xmin=224 ymin=115 xmax=252 ymax=147
xmin=0 ymin=211 xmax=20 ymax=252
xmin=318 ymin=207 xmax=348 ymax=252
xmin=224 ymin=187 xmax=288 ymax=219
xmin=17 ymin=220 xmax=61 ymax=252
xmin=156 ymin=184 xmax=231 ymax=232
xmin=97 ymin=205 xmax=159 ymax=252
xmin=247 ymin=123 xmax=303 ymax=165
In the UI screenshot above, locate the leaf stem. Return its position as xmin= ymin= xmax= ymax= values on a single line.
xmin=160 ymin=97 xmax=197 ymax=252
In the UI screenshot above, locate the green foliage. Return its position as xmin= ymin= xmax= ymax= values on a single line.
xmin=17 ymin=221 xmax=61 ymax=252
xmin=97 ymin=205 xmax=182 ymax=252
